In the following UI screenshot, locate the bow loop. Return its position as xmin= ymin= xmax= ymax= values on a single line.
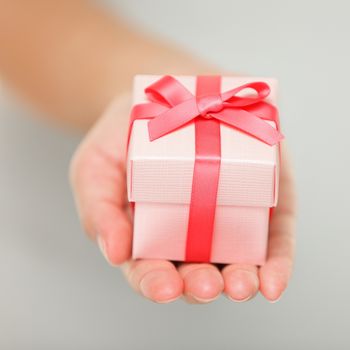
xmin=222 ymin=81 xmax=271 ymax=107
xmin=145 ymin=75 xmax=193 ymax=107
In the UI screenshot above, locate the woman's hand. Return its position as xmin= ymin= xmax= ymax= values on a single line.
xmin=70 ymin=93 xmax=296 ymax=304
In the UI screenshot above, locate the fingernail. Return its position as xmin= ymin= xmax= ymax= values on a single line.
xmin=154 ymin=296 xmax=180 ymax=304
xmin=269 ymin=294 xmax=283 ymax=303
xmin=188 ymin=294 xmax=219 ymax=303
xmin=227 ymin=294 xmax=254 ymax=303
xmin=97 ymin=235 xmax=110 ymax=263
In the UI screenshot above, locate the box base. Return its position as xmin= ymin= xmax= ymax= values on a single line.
xmin=132 ymin=202 xmax=269 ymax=265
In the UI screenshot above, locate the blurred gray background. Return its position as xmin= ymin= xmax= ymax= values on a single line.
xmin=1 ymin=0 xmax=349 ymax=349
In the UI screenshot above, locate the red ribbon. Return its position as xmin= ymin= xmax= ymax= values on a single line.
xmin=129 ymin=75 xmax=283 ymax=262
xmin=185 ymin=76 xmax=221 ymax=262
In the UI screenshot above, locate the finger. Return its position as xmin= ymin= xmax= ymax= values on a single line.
xmin=177 ymin=263 xmax=224 ymax=304
xmin=259 ymin=144 xmax=296 ymax=302
xmin=222 ymin=264 xmax=259 ymax=302
xmin=122 ymin=260 xmax=183 ymax=303
xmin=70 ymin=144 xmax=132 ymax=266
xmin=94 ymin=201 xmax=132 ymax=266
xmin=70 ymin=95 xmax=133 ymax=265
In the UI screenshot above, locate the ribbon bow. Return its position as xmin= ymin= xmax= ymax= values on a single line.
xmin=130 ymin=75 xmax=283 ymax=145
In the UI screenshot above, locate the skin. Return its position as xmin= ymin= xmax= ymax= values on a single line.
xmin=1 ymin=0 xmax=296 ymax=303
xmin=70 ymin=94 xmax=296 ymax=304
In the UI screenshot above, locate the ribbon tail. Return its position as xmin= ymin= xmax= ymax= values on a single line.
xmin=127 ymin=103 xmax=169 ymax=146
xmin=213 ymin=108 xmax=284 ymax=146
xmin=244 ymin=101 xmax=281 ymax=129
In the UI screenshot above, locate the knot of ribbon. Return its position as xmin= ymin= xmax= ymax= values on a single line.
xmin=196 ymin=94 xmax=224 ymax=117
xmin=129 ymin=75 xmax=283 ymax=146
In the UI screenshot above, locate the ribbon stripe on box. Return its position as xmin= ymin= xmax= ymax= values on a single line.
xmin=128 ymin=75 xmax=283 ymax=263
xmin=185 ymin=76 xmax=221 ymax=262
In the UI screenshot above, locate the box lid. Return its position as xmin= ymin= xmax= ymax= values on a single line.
xmin=127 ymin=75 xmax=280 ymax=208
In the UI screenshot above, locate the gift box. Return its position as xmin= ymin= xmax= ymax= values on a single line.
xmin=127 ymin=75 xmax=282 ymax=265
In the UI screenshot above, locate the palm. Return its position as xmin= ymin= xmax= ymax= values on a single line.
xmin=70 ymin=94 xmax=296 ymax=303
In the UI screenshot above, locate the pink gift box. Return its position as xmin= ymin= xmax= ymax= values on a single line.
xmin=127 ymin=75 xmax=280 ymax=265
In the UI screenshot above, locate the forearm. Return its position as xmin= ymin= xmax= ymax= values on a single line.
xmin=0 ymin=0 xmax=214 ymax=131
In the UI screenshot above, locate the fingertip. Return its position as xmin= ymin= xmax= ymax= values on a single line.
xmin=259 ymin=275 xmax=286 ymax=303
xmin=96 ymin=210 xmax=132 ymax=266
xmin=259 ymin=259 xmax=291 ymax=303
xmin=181 ymin=265 xmax=224 ymax=303
xmin=223 ymin=266 xmax=259 ymax=302
xmin=98 ymin=234 xmax=131 ymax=266
xmin=140 ymin=269 xmax=183 ymax=303
xmin=103 ymin=231 xmax=132 ymax=266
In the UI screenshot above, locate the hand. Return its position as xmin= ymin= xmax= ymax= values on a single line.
xmin=70 ymin=93 xmax=296 ymax=304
